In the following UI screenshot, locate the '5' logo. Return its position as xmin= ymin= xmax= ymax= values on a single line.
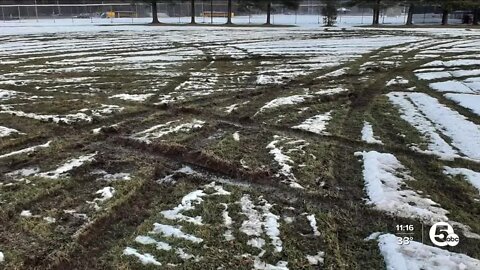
xmin=429 ymin=222 xmax=460 ymax=247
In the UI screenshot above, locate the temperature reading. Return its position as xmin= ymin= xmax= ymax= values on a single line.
xmin=397 ymin=236 xmax=413 ymax=245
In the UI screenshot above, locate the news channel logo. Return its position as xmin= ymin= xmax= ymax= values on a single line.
xmin=429 ymin=222 xmax=460 ymax=247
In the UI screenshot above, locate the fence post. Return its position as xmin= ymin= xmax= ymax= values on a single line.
xmin=361 ymin=8 xmax=364 ymax=24
xmin=18 ymin=5 xmax=21 ymax=21
xmin=210 ymin=0 xmax=213 ymax=24
xmin=35 ymin=0 xmax=39 ymax=22
xmin=1 ymin=6 xmax=4 ymax=22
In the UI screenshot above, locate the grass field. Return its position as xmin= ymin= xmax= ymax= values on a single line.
xmin=0 ymin=23 xmax=480 ymax=269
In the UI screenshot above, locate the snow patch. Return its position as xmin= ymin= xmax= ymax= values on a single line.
xmin=0 ymin=126 xmax=23 ymax=137
xmin=110 ymin=93 xmax=154 ymax=102
xmin=306 ymin=251 xmax=325 ymax=265
xmin=386 ymin=76 xmax=409 ymax=86
xmin=377 ymin=233 xmax=480 ymax=270
xmin=133 ymin=119 xmax=205 ymax=143
xmin=292 ymin=111 xmax=332 ymax=135
xmin=256 ymin=95 xmax=312 ymax=115
xmin=160 ymin=189 xmax=206 ymax=225
xmin=150 ymin=223 xmax=203 ymax=243
xmin=361 ymin=121 xmax=383 ymax=145
xmin=306 ymin=214 xmax=320 ymax=236
xmin=355 ymin=151 xmax=449 ymax=224
xmin=444 ymin=167 xmax=480 ymax=194
xmin=266 ymin=136 xmax=306 ymax=189
xmin=39 ymin=153 xmax=96 ymax=179
xmin=123 ymin=247 xmax=161 ymax=266
xmin=444 ymin=93 xmax=480 ymax=116
xmin=0 ymin=141 xmax=51 ymax=159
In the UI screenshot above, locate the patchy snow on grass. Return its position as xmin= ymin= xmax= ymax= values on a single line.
xmin=464 ymin=77 xmax=480 ymax=92
xmin=150 ymin=223 xmax=203 ymax=243
xmin=377 ymin=233 xmax=480 ymax=270
xmin=92 ymin=170 xmax=131 ymax=182
xmin=253 ymin=259 xmax=289 ymax=270
xmin=39 ymin=153 xmax=96 ymax=179
xmin=306 ymin=214 xmax=320 ymax=236
xmin=110 ymin=93 xmax=154 ymax=102
xmin=444 ymin=166 xmax=480 ymax=194
xmin=221 ymin=203 xmax=235 ymax=241
xmin=160 ymin=189 xmax=206 ymax=225
xmin=451 ymin=69 xmax=480 ymax=78
xmin=175 ymin=248 xmax=199 ymax=261
xmin=0 ymin=106 xmax=93 ymax=124
xmin=239 ymin=195 xmax=284 ymax=253
xmin=314 ymin=87 xmax=348 ymax=96
xmin=355 ymin=151 xmax=449 ymax=224
xmin=429 ymin=80 xmax=475 ymax=94
xmin=5 ymin=167 xmax=40 ymax=180
xmin=415 ymin=71 xmax=451 ymax=81
xmin=422 ymin=59 xmax=480 ymax=68
xmin=386 ymin=76 xmax=409 ymax=86
xmin=232 ymin=131 xmax=240 ymax=142
xmin=444 ymin=93 xmax=480 ymax=116
xmin=0 ymin=141 xmax=51 ymax=159
xmin=135 ymin=235 xmax=172 ymax=251
xmin=256 ymin=95 xmax=312 ymax=115
xmin=92 ymin=123 xmax=120 ymax=135
xmin=402 ymin=92 xmax=480 ymax=160
xmin=306 ymin=251 xmax=325 ymax=265
xmin=266 ymin=136 xmax=305 ymax=189
xmin=387 ymin=92 xmax=480 ymax=160
xmin=224 ymin=103 xmax=238 ymax=114
xmin=0 ymin=89 xmax=19 ymax=101
xmin=248 ymin=238 xmax=265 ymax=249
xmin=43 ymin=217 xmax=56 ymax=223
xmin=0 ymin=126 xmax=22 ymax=137
xmin=133 ymin=119 xmax=205 ymax=143
xmin=157 ymin=165 xmax=195 ymax=185
xmin=240 ymin=195 xmax=263 ymax=237
xmin=292 ymin=111 xmax=332 ymax=135
xmin=261 ymin=200 xmax=282 ymax=253
xmin=88 ymin=187 xmax=115 ymax=211
xmin=20 ymin=210 xmax=33 ymax=217
xmin=361 ymin=121 xmax=383 ymax=145
xmin=317 ymin=67 xmax=349 ymax=79
xmin=123 ymin=247 xmax=161 ymax=266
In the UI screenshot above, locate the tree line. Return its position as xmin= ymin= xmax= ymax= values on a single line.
xmin=141 ymin=0 xmax=298 ymax=25
xmin=351 ymin=0 xmax=479 ymax=25
xmin=139 ymin=0 xmax=480 ymax=26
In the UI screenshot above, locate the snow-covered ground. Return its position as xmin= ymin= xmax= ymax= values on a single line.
xmin=373 ymin=233 xmax=480 ymax=270
xmin=0 ymin=15 xmax=407 ymax=35
xmin=355 ymin=150 xmax=449 ymax=223
xmin=387 ymin=92 xmax=480 ymax=161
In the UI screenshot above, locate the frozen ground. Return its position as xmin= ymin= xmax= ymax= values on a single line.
xmin=0 ymin=21 xmax=479 ymax=269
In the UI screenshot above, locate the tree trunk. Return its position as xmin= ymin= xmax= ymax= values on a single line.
xmin=474 ymin=7 xmax=479 ymax=25
xmin=190 ymin=0 xmax=195 ymax=24
xmin=372 ymin=0 xmax=380 ymax=25
xmin=406 ymin=3 xmax=414 ymax=25
xmin=266 ymin=2 xmax=271 ymax=25
xmin=151 ymin=1 xmax=159 ymax=24
xmin=226 ymin=0 xmax=233 ymax=24
xmin=442 ymin=9 xmax=448 ymax=25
